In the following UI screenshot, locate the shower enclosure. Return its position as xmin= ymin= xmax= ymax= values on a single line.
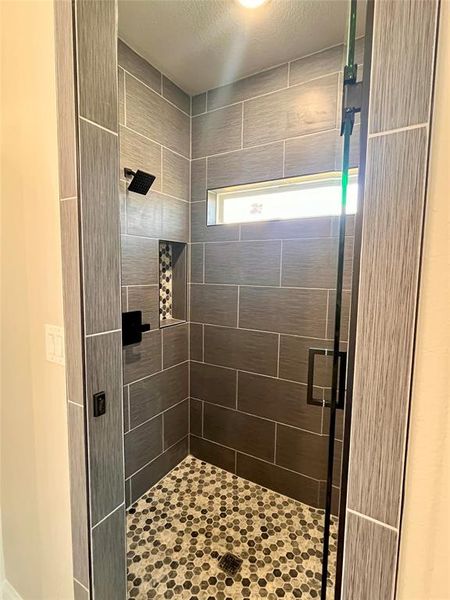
xmin=117 ymin=1 xmax=365 ymax=598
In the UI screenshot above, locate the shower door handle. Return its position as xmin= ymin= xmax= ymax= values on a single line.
xmin=306 ymin=348 xmax=347 ymax=410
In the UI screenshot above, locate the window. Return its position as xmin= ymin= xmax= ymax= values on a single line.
xmin=207 ymin=170 xmax=358 ymax=226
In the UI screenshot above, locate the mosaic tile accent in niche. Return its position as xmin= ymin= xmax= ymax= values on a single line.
xmin=127 ymin=456 xmax=338 ymax=599
xmin=159 ymin=242 xmax=173 ymax=320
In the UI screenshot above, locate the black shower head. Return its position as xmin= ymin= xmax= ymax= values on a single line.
xmin=124 ymin=168 xmax=156 ymax=195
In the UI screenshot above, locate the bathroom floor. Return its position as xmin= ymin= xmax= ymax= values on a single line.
xmin=127 ymin=456 xmax=337 ymax=599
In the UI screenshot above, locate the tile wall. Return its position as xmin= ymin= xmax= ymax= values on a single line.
xmin=118 ymin=41 xmax=190 ymax=506
xmin=189 ymin=42 xmax=362 ymax=509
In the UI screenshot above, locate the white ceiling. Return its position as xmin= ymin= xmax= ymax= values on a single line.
xmin=118 ymin=0 xmax=366 ymax=96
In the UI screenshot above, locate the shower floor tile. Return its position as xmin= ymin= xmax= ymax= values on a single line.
xmin=127 ymin=456 xmax=337 ymax=599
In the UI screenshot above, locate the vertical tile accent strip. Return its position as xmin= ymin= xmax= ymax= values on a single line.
xmin=342 ymin=512 xmax=397 ymax=600
xmin=342 ymin=1 xmax=439 ymax=598
xmin=347 ymin=128 xmax=428 ymax=526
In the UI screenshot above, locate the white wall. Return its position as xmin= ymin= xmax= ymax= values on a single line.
xmin=397 ymin=2 xmax=450 ymax=599
xmin=0 ymin=1 xmax=73 ymax=598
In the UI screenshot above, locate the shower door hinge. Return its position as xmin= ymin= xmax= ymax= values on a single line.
xmin=340 ymin=63 xmax=362 ymax=135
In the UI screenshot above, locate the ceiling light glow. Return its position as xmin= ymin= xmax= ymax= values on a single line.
xmin=238 ymin=0 xmax=268 ymax=8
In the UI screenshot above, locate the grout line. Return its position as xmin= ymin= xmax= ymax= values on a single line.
xmin=191 ymin=125 xmax=340 ymax=161
xmin=73 ymin=578 xmax=89 ymax=593
xmin=347 ymin=508 xmax=399 ymax=533
xmin=85 ymin=328 xmax=121 ymax=338
xmin=190 ymin=395 xmax=324 ymax=437
xmin=235 ymin=371 xmax=239 ymax=409
xmin=91 ymin=502 xmax=125 ymax=530
xmin=192 ymin=434 xmax=323 ymax=484
xmin=276 ymin=334 xmax=281 ymax=378
xmin=368 ymin=122 xmax=427 ymax=139
xmin=202 ymin=324 xmax=205 ymax=362
xmin=201 ymin=400 xmax=204 ymax=436
xmin=127 ymin=435 xmax=189 ymax=485
xmin=236 ymin=286 xmax=240 ymax=327
xmin=125 ymin=397 xmax=189 ymax=435
xmin=189 ymin=281 xmax=350 ymax=293
xmin=121 ymin=67 xmax=191 ymax=117
xmin=126 ymin=359 xmax=188 ymax=387
xmin=79 ymin=115 xmax=118 ymax=137
xmin=60 ymin=196 xmax=78 ymax=202
xmin=161 ymin=410 xmax=165 ymax=450
xmin=202 ymin=243 xmax=206 ymax=283
xmin=192 ymin=322 xmax=337 ymax=343
xmin=241 ymin=103 xmax=244 ymax=149
xmin=234 ymin=450 xmax=238 ymax=474
xmin=120 ymin=123 xmax=189 ymax=162
xmin=274 ymin=422 xmax=278 ymax=463
xmin=282 ymin=140 xmax=286 ymax=177
xmin=68 ymin=399 xmax=84 ymax=409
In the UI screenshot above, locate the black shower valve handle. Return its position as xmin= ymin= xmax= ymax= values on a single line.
xmin=141 ymin=323 xmax=150 ymax=333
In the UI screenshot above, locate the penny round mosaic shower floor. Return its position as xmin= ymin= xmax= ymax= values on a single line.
xmin=127 ymin=456 xmax=337 ymax=599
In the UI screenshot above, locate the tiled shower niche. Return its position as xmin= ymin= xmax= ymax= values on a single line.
xmin=159 ymin=240 xmax=187 ymax=328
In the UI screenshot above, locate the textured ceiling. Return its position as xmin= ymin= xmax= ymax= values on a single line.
xmin=118 ymin=0 xmax=366 ymax=96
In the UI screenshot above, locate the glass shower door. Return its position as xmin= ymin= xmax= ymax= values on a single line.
xmin=319 ymin=0 xmax=362 ymax=597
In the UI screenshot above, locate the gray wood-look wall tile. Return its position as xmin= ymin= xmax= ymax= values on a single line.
xmin=67 ymin=403 xmax=90 ymax=587
xmin=204 ymin=325 xmax=278 ymax=376
xmin=124 ymin=415 xmax=163 ymax=477
xmin=127 ymin=285 xmax=159 ymax=329
xmin=191 ymin=202 xmax=240 ymax=242
xmin=162 ymin=324 xmax=189 ymax=368
xmin=239 ymin=287 xmax=328 ymax=338
xmin=207 ymin=64 xmax=288 ymax=112
xmin=192 ymin=104 xmax=242 ymax=159
xmin=347 ymin=128 xmax=428 ymax=526
xmin=121 ymin=235 xmax=158 ymax=286
xmin=60 ymin=199 xmax=84 ymax=406
xmin=240 ymin=216 xmax=332 ymax=240
xmin=192 ymin=93 xmax=207 ymax=115
xmin=79 ymin=120 xmax=121 ymax=334
xmin=123 ymin=329 xmax=162 ymax=385
xmin=162 ymin=148 xmax=190 ymax=201
xmin=243 ymin=75 xmax=338 ymax=147
xmin=191 ymin=159 xmax=207 ymax=202
xmin=163 ymin=399 xmax=189 ymax=449
xmin=54 ymin=0 xmax=77 ymax=199
xmin=162 ymin=196 xmax=189 ymax=242
xmin=130 ymin=437 xmax=188 ymax=503
xmin=125 ymin=191 xmax=162 ymax=238
xmin=207 ymin=142 xmax=284 ymax=190
xmin=190 ymin=284 xmax=238 ymax=327
xmin=190 ymin=323 xmax=203 ymax=362
xmin=369 ymin=0 xmax=437 ymax=133
xmin=238 ymin=372 xmax=322 ymax=433
xmin=284 ymin=130 xmax=337 ymax=178
xmin=129 ymin=362 xmax=188 ymax=428
xmin=190 ymin=436 xmax=236 ymax=473
xmin=73 ymin=579 xmax=89 ymax=600
xmin=289 ymin=45 xmax=344 ymax=86
xmin=118 ymin=39 xmax=161 ymax=93
xmin=190 ymin=399 xmax=203 ymax=437
xmin=123 ymin=387 xmax=129 ymax=433
xmin=118 ymin=68 xmax=125 ymax=126
xmin=237 ymin=453 xmax=320 ymax=507
xmin=276 ymin=425 xmax=328 ymax=481
xmin=204 ymin=404 xmax=275 ymax=462
xmin=190 ymin=244 xmax=204 ymax=284
xmin=85 ymin=332 xmax=124 ymax=525
xmin=279 ymin=335 xmax=337 ymax=386
xmin=282 ymin=237 xmax=352 ymax=290
xmin=342 ymin=512 xmax=397 ymax=600
xmin=77 ymin=0 xmax=117 ymax=130
xmin=91 ymin=505 xmax=126 ymax=600
xmin=162 ymin=76 xmax=190 ymax=114
xmin=190 ymin=361 xmax=237 ymax=409
xmin=205 ymin=241 xmax=281 ymax=286
xmin=119 ymin=126 xmax=161 ymax=190
xmin=327 ymin=289 xmax=351 ymax=342
xmin=126 ymin=75 xmax=190 ymax=157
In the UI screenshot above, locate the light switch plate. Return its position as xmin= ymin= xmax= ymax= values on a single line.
xmin=45 ymin=325 xmax=65 ymax=365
